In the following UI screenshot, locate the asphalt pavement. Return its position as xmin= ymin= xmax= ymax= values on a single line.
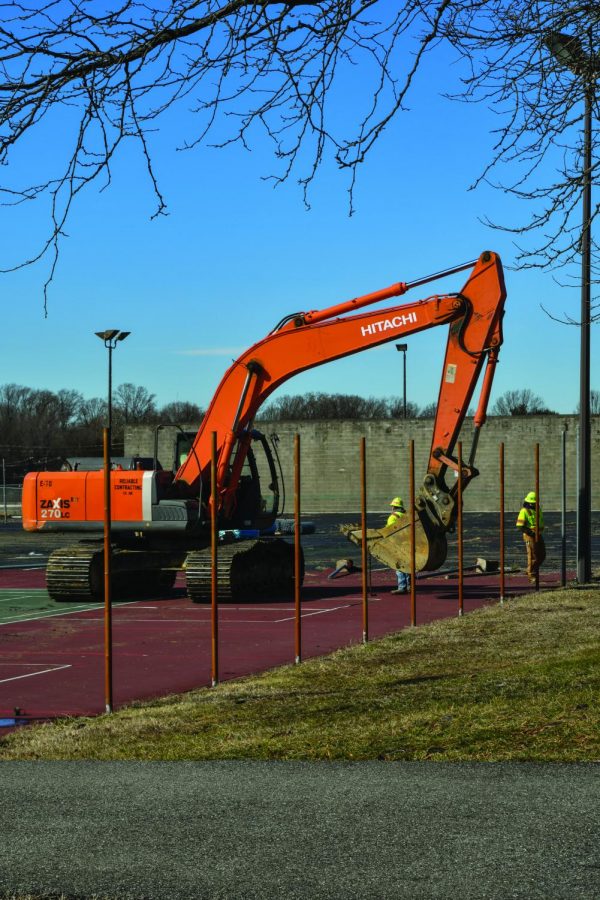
xmin=1 ymin=761 xmax=599 ymax=899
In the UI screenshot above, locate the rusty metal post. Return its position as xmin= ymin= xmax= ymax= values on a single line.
xmin=360 ymin=437 xmax=368 ymax=643
xmin=211 ymin=431 xmax=219 ymax=687
xmin=294 ymin=434 xmax=302 ymax=664
xmin=500 ymin=442 xmax=505 ymax=604
xmin=535 ymin=443 xmax=540 ymax=592
xmin=102 ymin=427 xmax=113 ymax=714
xmin=561 ymin=430 xmax=567 ymax=588
xmin=457 ymin=441 xmax=464 ymax=617
xmin=409 ymin=439 xmax=416 ymax=626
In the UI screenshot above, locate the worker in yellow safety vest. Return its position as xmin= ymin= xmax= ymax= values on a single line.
xmin=387 ymin=497 xmax=411 ymax=594
xmin=516 ymin=491 xmax=546 ymax=584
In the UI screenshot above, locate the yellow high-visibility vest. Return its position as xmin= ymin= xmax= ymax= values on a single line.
xmin=516 ymin=505 xmax=544 ymax=532
xmin=387 ymin=510 xmax=405 ymax=527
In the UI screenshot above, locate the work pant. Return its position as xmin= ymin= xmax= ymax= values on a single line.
xmin=523 ymin=533 xmax=546 ymax=581
xmin=396 ymin=569 xmax=411 ymax=591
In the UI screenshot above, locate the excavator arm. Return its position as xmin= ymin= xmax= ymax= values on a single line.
xmin=177 ymin=250 xmax=505 ymax=570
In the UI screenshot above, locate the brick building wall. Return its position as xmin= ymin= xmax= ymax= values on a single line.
xmin=125 ymin=416 xmax=600 ymax=513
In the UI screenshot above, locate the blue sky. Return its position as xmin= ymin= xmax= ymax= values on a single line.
xmin=1 ymin=29 xmax=595 ymax=416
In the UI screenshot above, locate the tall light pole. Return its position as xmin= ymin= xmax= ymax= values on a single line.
xmin=396 ymin=343 xmax=408 ymax=418
xmin=545 ymin=31 xmax=598 ymax=584
xmin=153 ymin=424 xmax=164 ymax=471
xmin=95 ymin=330 xmax=131 ymax=450
xmin=94 ymin=329 xmax=130 ymax=713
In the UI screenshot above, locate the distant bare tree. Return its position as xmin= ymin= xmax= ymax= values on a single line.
xmin=492 ymin=389 xmax=555 ymax=416
xmin=419 ymin=403 xmax=438 ymax=419
xmin=159 ymin=400 xmax=204 ymax=425
xmin=1 ymin=2 xmax=598 ymax=316
xmin=53 ymin=389 xmax=85 ymax=431
xmin=0 ymin=384 xmax=32 ymax=428
xmin=113 ymin=383 xmax=157 ymax=424
xmin=77 ymin=397 xmax=108 ymax=430
xmin=387 ymin=398 xmax=421 ymax=419
xmin=576 ymin=388 xmax=600 ymax=414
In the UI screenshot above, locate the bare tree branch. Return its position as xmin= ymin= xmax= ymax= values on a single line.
xmin=0 ymin=1 xmax=599 ymax=318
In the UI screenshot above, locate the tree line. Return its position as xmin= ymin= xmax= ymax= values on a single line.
xmin=2 ymin=384 xmax=597 ymax=481
xmin=259 ymin=389 xmax=600 ymax=421
xmin=0 ymin=383 xmax=204 ymax=478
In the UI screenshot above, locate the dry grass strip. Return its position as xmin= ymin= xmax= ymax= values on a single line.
xmin=1 ymin=586 xmax=598 ymax=761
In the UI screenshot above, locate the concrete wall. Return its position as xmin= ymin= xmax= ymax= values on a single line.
xmin=125 ymin=416 xmax=600 ymax=513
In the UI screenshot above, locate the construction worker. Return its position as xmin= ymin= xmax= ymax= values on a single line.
xmin=388 ymin=497 xmax=411 ymax=594
xmin=516 ymin=491 xmax=546 ymax=584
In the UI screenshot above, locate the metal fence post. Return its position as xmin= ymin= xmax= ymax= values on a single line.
xmin=500 ymin=442 xmax=505 ymax=604
xmin=535 ymin=443 xmax=540 ymax=592
xmin=561 ymin=430 xmax=567 ymax=588
xmin=102 ymin=428 xmax=113 ymax=714
xmin=458 ymin=441 xmax=464 ymax=617
xmin=409 ymin=439 xmax=416 ymax=626
xmin=211 ymin=431 xmax=219 ymax=687
xmin=294 ymin=434 xmax=302 ymax=664
xmin=360 ymin=437 xmax=368 ymax=643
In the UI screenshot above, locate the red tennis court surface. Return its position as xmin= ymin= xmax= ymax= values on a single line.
xmin=0 ymin=565 xmax=564 ymax=722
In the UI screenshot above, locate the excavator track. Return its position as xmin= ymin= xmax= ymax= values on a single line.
xmin=186 ymin=538 xmax=303 ymax=603
xmin=46 ymin=545 xmax=103 ymax=603
xmin=46 ymin=545 xmax=180 ymax=603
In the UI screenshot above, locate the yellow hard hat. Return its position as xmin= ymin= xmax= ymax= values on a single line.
xmin=525 ymin=491 xmax=537 ymax=503
xmin=390 ymin=497 xmax=404 ymax=508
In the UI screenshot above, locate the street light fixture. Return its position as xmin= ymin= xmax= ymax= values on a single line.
xmin=545 ymin=30 xmax=599 ymax=584
xmin=94 ymin=329 xmax=130 ymax=713
xmin=95 ymin=330 xmax=131 ymax=447
xmin=396 ymin=343 xmax=408 ymax=418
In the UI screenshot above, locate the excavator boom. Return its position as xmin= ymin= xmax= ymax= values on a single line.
xmin=176 ymin=251 xmax=505 ymax=518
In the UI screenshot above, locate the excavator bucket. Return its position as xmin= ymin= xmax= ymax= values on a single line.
xmin=341 ymin=511 xmax=448 ymax=573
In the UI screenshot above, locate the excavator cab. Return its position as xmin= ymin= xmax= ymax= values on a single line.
xmin=225 ymin=431 xmax=280 ymax=531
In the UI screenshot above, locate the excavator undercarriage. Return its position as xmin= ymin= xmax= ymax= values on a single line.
xmin=45 ymin=538 xmax=301 ymax=604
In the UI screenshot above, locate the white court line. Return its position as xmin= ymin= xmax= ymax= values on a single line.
xmin=0 ymin=596 xmax=47 ymax=604
xmin=275 ymin=603 xmax=354 ymax=623
xmin=0 ymin=589 xmax=47 ymax=592
xmin=106 ymin=604 xmax=357 ymax=625
xmin=78 ymin=606 xmax=356 ymax=625
xmin=0 ymin=589 xmax=47 ymax=599
xmin=0 ymin=662 xmax=65 ymax=666
xmin=0 ymin=599 xmax=139 ymax=627
xmin=172 ymin=605 xmax=354 ymax=613
xmin=0 ymin=664 xmax=72 ymax=685
xmin=2 ymin=604 xmax=102 ymax=622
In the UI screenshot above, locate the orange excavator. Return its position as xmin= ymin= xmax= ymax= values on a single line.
xmin=22 ymin=250 xmax=506 ymax=602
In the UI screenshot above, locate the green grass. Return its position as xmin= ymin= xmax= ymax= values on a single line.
xmin=1 ymin=586 xmax=599 ymax=761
